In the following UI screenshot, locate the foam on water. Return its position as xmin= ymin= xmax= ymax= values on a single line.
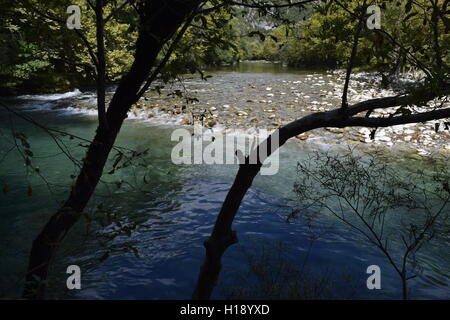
xmin=17 ymin=88 xmax=82 ymax=101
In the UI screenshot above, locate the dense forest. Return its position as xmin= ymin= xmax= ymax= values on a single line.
xmin=2 ymin=0 xmax=448 ymax=94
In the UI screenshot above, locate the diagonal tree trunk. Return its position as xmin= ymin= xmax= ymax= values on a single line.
xmin=23 ymin=0 xmax=202 ymax=300
xmin=192 ymin=87 xmax=450 ymax=300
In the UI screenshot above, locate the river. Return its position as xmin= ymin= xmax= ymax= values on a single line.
xmin=0 ymin=62 xmax=448 ymax=299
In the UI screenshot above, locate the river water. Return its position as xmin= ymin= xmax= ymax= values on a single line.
xmin=0 ymin=62 xmax=448 ymax=299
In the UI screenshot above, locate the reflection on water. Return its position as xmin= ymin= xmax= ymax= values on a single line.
xmin=0 ymin=63 xmax=449 ymax=300
xmin=210 ymin=60 xmax=312 ymax=75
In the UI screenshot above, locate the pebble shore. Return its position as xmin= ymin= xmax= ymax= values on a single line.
xmin=58 ymin=69 xmax=450 ymax=158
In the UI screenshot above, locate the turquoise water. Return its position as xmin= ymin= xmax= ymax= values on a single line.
xmin=0 ymin=64 xmax=449 ymax=300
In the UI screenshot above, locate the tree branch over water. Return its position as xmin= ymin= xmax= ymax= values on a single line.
xmin=341 ymin=2 xmax=366 ymax=109
xmin=21 ymin=0 xmax=206 ymax=299
xmin=193 ymin=83 xmax=450 ymax=299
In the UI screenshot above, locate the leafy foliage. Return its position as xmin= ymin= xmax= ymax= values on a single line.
xmin=0 ymin=0 xmax=448 ymax=93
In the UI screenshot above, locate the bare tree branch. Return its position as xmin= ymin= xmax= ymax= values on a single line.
xmin=104 ymin=0 xmax=134 ymax=24
xmin=342 ymin=3 xmax=366 ymax=109
xmin=198 ymin=0 xmax=317 ymax=15
xmin=135 ymin=10 xmax=198 ymax=99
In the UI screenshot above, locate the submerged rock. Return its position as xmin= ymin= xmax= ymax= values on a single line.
xmin=326 ymin=127 xmax=345 ymax=134
xmin=206 ymin=119 xmax=217 ymax=128
xmin=235 ymin=110 xmax=248 ymax=117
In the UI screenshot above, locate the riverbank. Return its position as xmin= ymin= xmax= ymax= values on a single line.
xmin=36 ymin=66 xmax=450 ymax=158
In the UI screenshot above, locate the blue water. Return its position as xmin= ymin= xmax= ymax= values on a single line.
xmin=0 ymin=69 xmax=449 ymax=300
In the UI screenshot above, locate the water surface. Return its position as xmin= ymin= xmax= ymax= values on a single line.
xmin=0 ymin=62 xmax=448 ymax=300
